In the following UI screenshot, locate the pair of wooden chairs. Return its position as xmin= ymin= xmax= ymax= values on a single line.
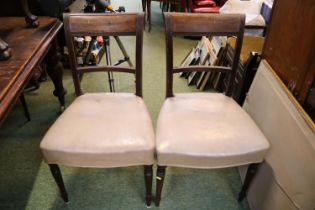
xmin=40 ymin=12 xmax=269 ymax=207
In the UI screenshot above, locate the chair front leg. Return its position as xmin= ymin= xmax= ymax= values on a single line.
xmin=155 ymin=165 xmax=166 ymax=206
xmin=144 ymin=165 xmax=153 ymax=206
xmin=238 ymin=162 xmax=260 ymax=202
xmin=48 ymin=164 xmax=69 ymax=203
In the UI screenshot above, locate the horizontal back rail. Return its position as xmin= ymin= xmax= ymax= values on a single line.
xmin=167 ymin=13 xmax=244 ymax=36
xmin=65 ymin=13 xmax=139 ymax=36
xmin=77 ymin=66 xmax=135 ymax=74
xmin=173 ymin=66 xmax=231 ymax=74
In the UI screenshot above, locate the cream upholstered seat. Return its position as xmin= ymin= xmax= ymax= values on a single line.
xmin=41 ymin=93 xmax=154 ymax=168
xmin=40 ymin=13 xmax=155 ymax=206
xmin=154 ymin=12 xmax=270 ymax=206
xmin=156 ymin=93 xmax=269 ymax=168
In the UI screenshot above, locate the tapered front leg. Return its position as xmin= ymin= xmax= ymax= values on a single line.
xmin=144 ymin=165 xmax=153 ymax=206
xmin=48 ymin=164 xmax=69 ymax=203
xmin=238 ymin=163 xmax=260 ymax=202
xmin=155 ymin=165 xmax=166 ymax=206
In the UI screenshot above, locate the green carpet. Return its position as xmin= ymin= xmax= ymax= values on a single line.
xmin=0 ymin=1 xmax=249 ymax=209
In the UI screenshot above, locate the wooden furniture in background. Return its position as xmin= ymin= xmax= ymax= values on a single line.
xmin=0 ymin=17 xmax=66 ymax=126
xmin=20 ymin=0 xmax=39 ymax=27
xmin=262 ymin=0 xmax=315 ymax=120
xmin=142 ymin=0 xmax=186 ymax=32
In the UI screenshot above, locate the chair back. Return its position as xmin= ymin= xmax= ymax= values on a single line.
xmin=164 ymin=12 xmax=245 ymax=97
xmin=63 ymin=13 xmax=144 ymax=97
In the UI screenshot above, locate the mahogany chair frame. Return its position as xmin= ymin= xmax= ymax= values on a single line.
xmin=48 ymin=13 xmax=153 ymax=206
xmin=64 ymin=13 xmax=144 ymax=97
xmin=164 ymin=12 xmax=244 ymax=98
xmin=155 ymin=12 xmax=260 ymax=206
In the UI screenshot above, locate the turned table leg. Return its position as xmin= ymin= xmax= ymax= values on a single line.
xmin=44 ymin=39 xmax=67 ymax=111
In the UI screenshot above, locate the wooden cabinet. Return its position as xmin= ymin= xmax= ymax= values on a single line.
xmin=262 ymin=0 xmax=315 ymax=120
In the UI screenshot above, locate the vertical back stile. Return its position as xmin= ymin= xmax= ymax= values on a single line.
xmin=226 ymin=15 xmax=245 ymax=97
xmin=165 ymin=14 xmax=174 ymax=98
xmin=64 ymin=14 xmax=83 ymax=96
xmin=135 ymin=13 xmax=144 ymax=97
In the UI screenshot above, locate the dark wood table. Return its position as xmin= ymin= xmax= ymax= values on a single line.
xmin=0 ymin=16 xmax=66 ymax=126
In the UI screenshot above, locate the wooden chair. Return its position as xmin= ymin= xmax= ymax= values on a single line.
xmin=40 ymin=13 xmax=155 ymax=206
xmin=155 ymin=12 xmax=270 ymax=206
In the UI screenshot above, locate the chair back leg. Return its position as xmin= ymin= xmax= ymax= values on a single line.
xmin=238 ymin=163 xmax=260 ymax=201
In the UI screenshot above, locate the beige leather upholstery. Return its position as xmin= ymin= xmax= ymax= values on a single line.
xmin=40 ymin=93 xmax=155 ymax=168
xmin=156 ymin=93 xmax=270 ymax=168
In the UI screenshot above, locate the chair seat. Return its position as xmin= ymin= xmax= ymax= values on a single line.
xmin=192 ymin=6 xmax=220 ymax=13
xmin=40 ymin=93 xmax=155 ymax=168
xmin=194 ymin=0 xmax=216 ymax=7
xmin=156 ymin=93 xmax=269 ymax=169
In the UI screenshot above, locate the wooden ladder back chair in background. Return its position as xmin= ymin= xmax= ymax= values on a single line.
xmin=40 ymin=13 xmax=155 ymax=206
xmin=155 ymin=12 xmax=270 ymax=206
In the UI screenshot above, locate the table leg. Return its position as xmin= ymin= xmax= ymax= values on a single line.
xmin=182 ymin=0 xmax=188 ymax=12
xmin=142 ymin=0 xmax=147 ymax=12
xmin=142 ymin=0 xmax=152 ymax=32
xmin=44 ymin=39 xmax=67 ymax=111
xmin=147 ymin=0 xmax=152 ymax=32
xmin=142 ymin=0 xmax=147 ymax=30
